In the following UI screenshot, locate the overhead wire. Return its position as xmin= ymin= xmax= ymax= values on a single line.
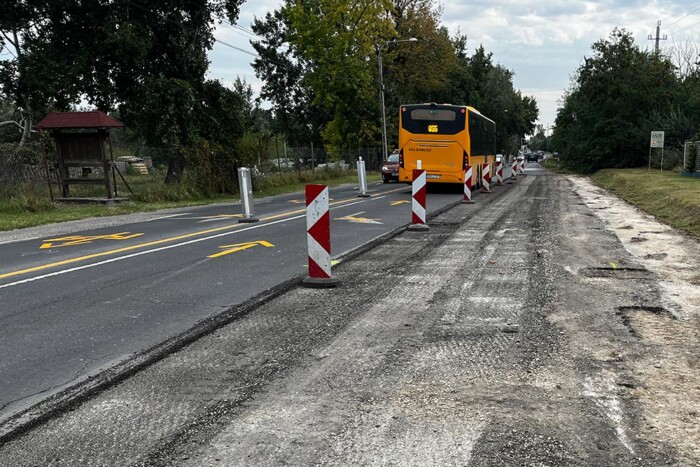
xmin=663 ymin=3 xmax=700 ymax=28
xmin=660 ymin=2 xmax=700 ymax=23
xmin=669 ymin=18 xmax=700 ymax=35
xmin=124 ymin=0 xmax=263 ymax=59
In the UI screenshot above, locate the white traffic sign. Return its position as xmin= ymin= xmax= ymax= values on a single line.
xmin=650 ymin=131 xmax=665 ymax=148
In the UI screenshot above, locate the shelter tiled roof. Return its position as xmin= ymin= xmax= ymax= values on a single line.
xmin=36 ymin=111 xmax=124 ymax=130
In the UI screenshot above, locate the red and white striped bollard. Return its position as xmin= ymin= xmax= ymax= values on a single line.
xmin=408 ymin=161 xmax=429 ymax=231
xmin=519 ymin=159 xmax=526 ymax=175
xmin=511 ymin=160 xmax=518 ymax=180
xmin=496 ymin=160 xmax=504 ymax=186
xmin=302 ymin=184 xmax=339 ymax=288
xmin=481 ymin=162 xmax=491 ymax=193
xmin=462 ymin=165 xmax=474 ymax=204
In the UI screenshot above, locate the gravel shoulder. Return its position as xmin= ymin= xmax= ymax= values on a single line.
xmin=0 ymin=169 xmax=697 ymax=466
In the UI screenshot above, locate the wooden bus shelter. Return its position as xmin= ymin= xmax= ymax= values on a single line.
xmin=36 ymin=111 xmax=124 ymax=201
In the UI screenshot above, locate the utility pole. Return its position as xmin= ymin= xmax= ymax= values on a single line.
xmin=648 ymin=21 xmax=667 ymax=54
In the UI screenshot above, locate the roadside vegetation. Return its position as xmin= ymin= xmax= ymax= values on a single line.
xmin=1 ymin=0 xmax=539 ymax=231
xmin=0 ymin=169 xmax=373 ymax=232
xmin=590 ymin=169 xmax=700 ymax=239
xmin=551 ymin=29 xmax=700 ymax=173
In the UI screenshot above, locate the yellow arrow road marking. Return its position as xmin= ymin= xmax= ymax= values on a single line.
xmin=1 ymin=186 xmax=406 ymax=281
xmin=390 ymin=200 xmax=410 ymax=206
xmin=40 ymin=232 xmax=144 ymax=249
xmin=208 ymin=240 xmax=274 ymax=259
xmin=335 ymin=211 xmax=382 ymax=224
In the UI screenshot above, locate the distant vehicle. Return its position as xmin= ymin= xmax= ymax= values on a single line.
xmin=382 ymin=152 xmax=400 ymax=183
xmin=526 ymin=152 xmax=539 ymax=162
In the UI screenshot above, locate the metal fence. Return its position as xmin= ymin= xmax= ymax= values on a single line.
xmin=1 ymin=141 xmax=387 ymax=200
xmin=258 ymin=146 xmax=384 ymax=174
xmin=0 ymin=142 xmax=57 ymax=197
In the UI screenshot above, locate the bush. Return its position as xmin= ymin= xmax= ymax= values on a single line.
xmin=8 ymin=184 xmax=55 ymax=212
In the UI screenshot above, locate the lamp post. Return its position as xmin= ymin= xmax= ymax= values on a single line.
xmin=377 ymin=38 xmax=418 ymax=162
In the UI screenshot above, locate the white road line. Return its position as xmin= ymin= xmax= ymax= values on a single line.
xmin=0 ymin=215 xmax=304 ymax=290
xmin=0 ymin=197 xmax=382 ymax=289
xmin=145 ymin=213 xmax=191 ymax=221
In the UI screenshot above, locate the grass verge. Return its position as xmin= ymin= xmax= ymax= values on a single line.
xmin=540 ymin=158 xmax=576 ymax=174
xmin=0 ymin=171 xmax=378 ymax=232
xmin=590 ymin=168 xmax=700 ymax=239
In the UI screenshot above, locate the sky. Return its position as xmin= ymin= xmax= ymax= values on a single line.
xmin=209 ymin=1 xmax=700 ymax=131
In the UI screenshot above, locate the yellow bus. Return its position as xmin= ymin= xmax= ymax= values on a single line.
xmin=398 ymin=103 xmax=496 ymax=187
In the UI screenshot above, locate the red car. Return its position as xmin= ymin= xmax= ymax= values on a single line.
xmin=382 ymin=152 xmax=400 ymax=183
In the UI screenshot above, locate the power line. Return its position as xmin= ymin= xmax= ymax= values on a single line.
xmin=1 ymin=46 xmax=17 ymax=59
xmin=670 ymin=18 xmax=700 ymax=35
xmin=224 ymin=20 xmax=259 ymax=38
xmin=214 ymin=38 xmax=258 ymax=57
xmin=664 ymin=4 xmax=700 ymax=28
xmin=660 ymin=2 xmax=700 ymax=22
xmin=124 ymin=0 xmax=261 ymax=58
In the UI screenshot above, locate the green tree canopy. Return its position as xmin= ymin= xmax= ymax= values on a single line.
xmin=552 ymin=29 xmax=679 ymax=172
xmin=1 ymin=0 xmax=246 ymax=154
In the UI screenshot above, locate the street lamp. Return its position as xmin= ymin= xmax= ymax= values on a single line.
xmin=377 ymin=38 xmax=418 ymax=162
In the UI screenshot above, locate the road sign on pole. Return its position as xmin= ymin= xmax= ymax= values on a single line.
xmin=650 ymin=131 xmax=664 ymax=148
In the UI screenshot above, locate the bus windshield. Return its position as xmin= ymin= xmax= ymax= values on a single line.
xmin=401 ymin=105 xmax=466 ymax=135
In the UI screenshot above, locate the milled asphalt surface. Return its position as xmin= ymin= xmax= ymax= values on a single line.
xmin=0 ymin=165 xmax=694 ymax=465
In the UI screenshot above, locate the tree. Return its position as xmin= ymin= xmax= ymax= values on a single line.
xmin=251 ymin=9 xmax=329 ymax=147
xmin=383 ymin=0 xmax=457 ymax=148
xmin=1 ymin=0 xmax=245 ymax=155
xmin=552 ymin=29 xmax=678 ymax=172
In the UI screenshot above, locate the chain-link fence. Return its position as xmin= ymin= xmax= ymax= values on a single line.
xmin=258 ymin=146 xmax=384 ymax=174
xmin=0 ymin=142 xmax=58 ymax=197
xmin=1 ymin=140 xmax=386 ymax=204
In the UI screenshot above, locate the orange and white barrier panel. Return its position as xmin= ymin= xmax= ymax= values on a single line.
xmin=462 ymin=165 xmax=474 ymax=204
xmin=481 ymin=162 xmax=491 ymax=193
xmin=303 ymin=184 xmax=338 ymax=288
xmin=408 ymin=162 xmax=429 ymax=231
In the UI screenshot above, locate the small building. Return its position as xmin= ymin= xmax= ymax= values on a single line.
xmin=36 ymin=111 xmax=124 ymax=200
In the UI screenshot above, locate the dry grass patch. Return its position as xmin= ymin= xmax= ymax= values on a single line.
xmin=591 ymin=169 xmax=700 ymax=239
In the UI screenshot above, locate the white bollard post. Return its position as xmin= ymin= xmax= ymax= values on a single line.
xmin=238 ymin=167 xmax=259 ymax=223
xmin=357 ymin=157 xmax=370 ymax=198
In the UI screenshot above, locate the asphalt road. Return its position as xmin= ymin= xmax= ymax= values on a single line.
xmin=0 ymin=179 xmax=472 ymax=423
xmin=2 ymin=162 xmax=698 ymax=465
